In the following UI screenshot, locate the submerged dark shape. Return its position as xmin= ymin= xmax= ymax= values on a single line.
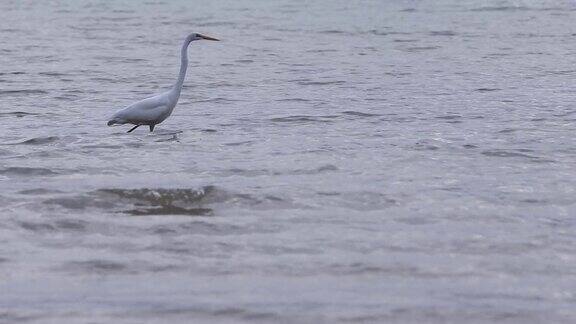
xmin=99 ymin=187 xmax=216 ymax=216
xmin=43 ymin=186 xmax=302 ymax=216
xmin=124 ymin=206 xmax=212 ymax=216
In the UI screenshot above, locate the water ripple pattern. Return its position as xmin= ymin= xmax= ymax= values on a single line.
xmin=1 ymin=0 xmax=576 ymax=323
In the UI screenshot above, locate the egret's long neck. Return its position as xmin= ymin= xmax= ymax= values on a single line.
xmin=172 ymin=39 xmax=191 ymax=97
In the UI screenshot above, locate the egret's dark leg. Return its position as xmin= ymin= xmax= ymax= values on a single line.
xmin=149 ymin=124 xmax=155 ymax=132
xmin=127 ymin=125 xmax=140 ymax=133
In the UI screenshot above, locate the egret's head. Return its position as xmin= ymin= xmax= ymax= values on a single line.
xmin=188 ymin=33 xmax=220 ymax=42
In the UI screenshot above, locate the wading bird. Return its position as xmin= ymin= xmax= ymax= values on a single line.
xmin=107 ymin=33 xmax=219 ymax=133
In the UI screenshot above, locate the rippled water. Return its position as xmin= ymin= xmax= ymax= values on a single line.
xmin=2 ymin=0 xmax=576 ymax=323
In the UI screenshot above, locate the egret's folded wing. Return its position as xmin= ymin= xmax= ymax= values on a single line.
xmin=125 ymin=104 xmax=168 ymax=124
xmin=113 ymin=94 xmax=170 ymax=123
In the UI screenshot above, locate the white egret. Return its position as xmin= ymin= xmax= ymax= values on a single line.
xmin=107 ymin=33 xmax=219 ymax=133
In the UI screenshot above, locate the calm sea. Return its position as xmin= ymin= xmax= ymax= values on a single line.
xmin=1 ymin=0 xmax=576 ymax=323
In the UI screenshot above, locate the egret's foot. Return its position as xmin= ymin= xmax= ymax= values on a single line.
xmin=149 ymin=124 xmax=155 ymax=132
xmin=127 ymin=125 xmax=140 ymax=133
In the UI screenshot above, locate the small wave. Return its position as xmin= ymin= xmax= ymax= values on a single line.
xmin=54 ymin=94 xmax=80 ymax=101
xmin=342 ymin=111 xmax=380 ymax=117
xmin=275 ymin=98 xmax=311 ymax=102
xmin=80 ymin=144 xmax=123 ymax=149
xmin=45 ymin=196 xmax=114 ymax=210
xmin=0 ymin=167 xmax=59 ymax=176
xmin=318 ymin=29 xmax=348 ymax=34
xmin=112 ymin=9 xmax=135 ymax=13
xmin=429 ymin=31 xmax=457 ymax=36
xmin=195 ymin=21 xmax=237 ymax=27
xmin=192 ymin=97 xmax=239 ymax=104
xmin=134 ymin=306 xmax=279 ymax=322
xmin=222 ymin=165 xmax=337 ymax=177
xmin=154 ymin=135 xmax=180 ymax=143
xmin=125 ymin=206 xmax=212 ymax=216
xmin=270 ymin=115 xmax=339 ymax=123
xmin=98 ymin=16 xmax=136 ymax=22
xmin=0 ymin=89 xmax=47 ymax=95
xmin=497 ymin=128 xmax=518 ymax=134
xmin=19 ymin=221 xmax=56 ymax=233
xmin=224 ymin=140 xmax=254 ymax=147
xmin=481 ymin=149 xmax=554 ymax=163
xmin=368 ymin=30 xmax=410 ymax=36
xmin=401 ymin=46 xmax=440 ymax=52
xmin=298 ymin=80 xmax=346 ymax=86
xmin=393 ymin=39 xmax=418 ymax=43
xmin=93 ymin=56 xmax=147 ymax=63
xmin=412 ymin=141 xmax=440 ymax=151
xmin=482 ymin=150 xmax=534 ymax=158
xmin=553 ymin=110 xmax=576 ymax=118
xmin=89 ymin=77 xmax=118 ymax=83
xmin=306 ymin=49 xmax=338 ymax=53
xmin=204 ymin=81 xmax=247 ymax=89
xmin=21 ymin=219 xmax=87 ymax=234
xmin=0 ymin=71 xmax=25 ymax=75
xmin=148 ymin=222 xmax=236 ymax=236
xmin=435 ymin=115 xmax=462 ymax=120
xmin=318 ymin=191 xmax=397 ymax=211
xmin=38 ymin=72 xmax=67 ymax=77
xmin=290 ymin=164 xmax=338 ymax=175
xmin=0 ymin=111 xmax=39 ymax=118
xmin=475 ymin=88 xmax=500 ymax=92
xmin=15 ymin=136 xmax=59 ymax=145
xmin=470 ymin=6 xmax=529 ymax=12
xmin=221 ymin=168 xmax=269 ymax=177
xmin=19 ymin=188 xmax=64 ymax=195
xmin=54 ymin=219 xmax=89 ymax=231
xmin=19 ymin=218 xmax=88 ymax=234
xmin=64 ymin=260 xmax=128 ymax=274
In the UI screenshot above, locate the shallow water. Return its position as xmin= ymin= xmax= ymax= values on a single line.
xmin=2 ymin=0 xmax=576 ymax=323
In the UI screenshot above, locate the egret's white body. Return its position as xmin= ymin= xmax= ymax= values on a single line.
xmin=107 ymin=33 xmax=219 ymax=133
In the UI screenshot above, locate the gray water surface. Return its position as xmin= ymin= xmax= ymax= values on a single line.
xmin=2 ymin=0 xmax=576 ymax=323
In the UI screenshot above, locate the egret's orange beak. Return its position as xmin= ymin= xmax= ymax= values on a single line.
xmin=199 ymin=34 xmax=219 ymax=41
